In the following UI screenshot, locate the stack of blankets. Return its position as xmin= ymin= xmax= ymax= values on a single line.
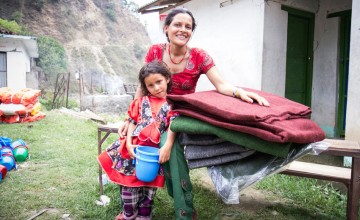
xmin=167 ymin=88 xmax=326 ymax=203
xmin=0 ymin=87 xmax=46 ymax=123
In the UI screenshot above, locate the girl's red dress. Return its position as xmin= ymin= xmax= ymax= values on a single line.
xmin=97 ymin=96 xmax=173 ymax=188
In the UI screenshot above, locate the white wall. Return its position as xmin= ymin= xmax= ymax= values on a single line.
xmin=262 ymin=1 xmax=288 ymax=96
xmin=346 ymin=0 xmax=360 ymax=141
xmin=312 ymin=0 xmax=351 ymax=136
xmin=7 ymin=50 xmax=27 ymax=90
xmin=182 ymin=0 xmax=266 ymax=91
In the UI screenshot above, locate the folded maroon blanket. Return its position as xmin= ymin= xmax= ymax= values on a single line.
xmin=168 ymin=89 xmax=311 ymax=124
xmin=167 ymin=89 xmax=325 ymax=144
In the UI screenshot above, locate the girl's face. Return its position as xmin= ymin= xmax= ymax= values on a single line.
xmin=144 ymin=73 xmax=170 ymax=98
xmin=164 ymin=13 xmax=193 ymax=46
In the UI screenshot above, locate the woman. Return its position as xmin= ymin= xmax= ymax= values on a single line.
xmin=119 ymin=8 xmax=269 ymax=220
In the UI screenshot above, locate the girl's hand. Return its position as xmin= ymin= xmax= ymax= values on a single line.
xmin=126 ymin=144 xmax=137 ymax=159
xmin=118 ymin=120 xmax=130 ymax=138
xmin=159 ymin=145 xmax=171 ymax=164
xmin=237 ymin=90 xmax=270 ymax=107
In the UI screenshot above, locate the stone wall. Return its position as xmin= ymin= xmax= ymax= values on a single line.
xmin=82 ymin=94 xmax=132 ymax=114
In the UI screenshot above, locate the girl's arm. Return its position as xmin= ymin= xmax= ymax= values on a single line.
xmin=206 ymin=66 xmax=270 ymax=106
xmin=158 ymin=126 xmax=176 ymax=164
xmin=126 ymin=122 xmax=137 ymax=159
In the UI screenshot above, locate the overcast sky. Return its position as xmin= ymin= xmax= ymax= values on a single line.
xmin=132 ymin=0 xmax=161 ymax=43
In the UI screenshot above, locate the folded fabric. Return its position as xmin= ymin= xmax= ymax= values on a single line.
xmin=170 ymin=116 xmax=293 ymax=158
xmin=167 ymin=88 xmax=311 ymax=124
xmin=178 ymin=133 xmax=225 ymax=146
xmin=167 ymin=89 xmax=325 ymax=144
xmin=184 ymin=142 xmax=254 ymax=160
xmin=174 ymin=110 xmax=324 ymax=143
xmin=187 ymin=150 xmax=256 ymax=169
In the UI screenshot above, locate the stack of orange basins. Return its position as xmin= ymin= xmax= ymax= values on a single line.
xmin=0 ymin=87 xmax=45 ymax=123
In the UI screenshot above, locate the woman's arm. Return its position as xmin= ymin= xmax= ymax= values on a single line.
xmin=158 ymin=127 xmax=176 ymax=164
xmin=125 ymin=122 xmax=137 ymax=159
xmin=206 ymin=66 xmax=270 ymax=106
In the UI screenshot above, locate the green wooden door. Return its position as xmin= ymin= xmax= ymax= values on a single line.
xmin=332 ymin=11 xmax=351 ymax=137
xmin=282 ymin=6 xmax=314 ymax=106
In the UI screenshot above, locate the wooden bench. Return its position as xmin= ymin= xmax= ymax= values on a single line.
xmin=123 ymin=83 xmax=138 ymax=99
xmin=97 ymin=124 xmax=119 ymax=195
xmin=281 ymin=138 xmax=360 ymax=220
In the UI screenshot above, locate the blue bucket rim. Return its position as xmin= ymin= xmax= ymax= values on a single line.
xmin=134 ymin=154 xmax=159 ymax=163
xmin=0 ymin=137 xmax=12 ymax=147
xmin=136 ymin=146 xmax=159 ymax=156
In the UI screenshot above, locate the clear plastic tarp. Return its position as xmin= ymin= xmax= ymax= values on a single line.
xmin=207 ymin=141 xmax=329 ymax=204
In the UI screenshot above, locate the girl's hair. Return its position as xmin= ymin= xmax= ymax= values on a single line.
xmin=138 ymin=61 xmax=172 ymax=95
xmin=163 ymin=8 xmax=197 ymax=42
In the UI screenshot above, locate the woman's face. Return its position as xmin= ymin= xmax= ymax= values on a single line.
xmin=164 ymin=13 xmax=193 ymax=46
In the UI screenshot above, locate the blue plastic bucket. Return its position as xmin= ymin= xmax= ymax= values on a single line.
xmin=0 ymin=146 xmax=13 ymax=155
xmin=0 ymin=137 xmax=12 ymax=147
xmin=11 ymin=139 xmax=27 ymax=149
xmin=0 ymin=154 xmax=16 ymax=171
xmin=135 ymin=146 xmax=160 ymax=182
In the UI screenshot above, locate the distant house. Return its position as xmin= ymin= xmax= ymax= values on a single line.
xmin=139 ymin=0 xmax=360 ymax=141
xmin=0 ymin=34 xmax=39 ymax=90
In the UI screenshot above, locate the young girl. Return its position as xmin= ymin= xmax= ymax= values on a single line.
xmin=98 ymin=61 xmax=176 ymax=220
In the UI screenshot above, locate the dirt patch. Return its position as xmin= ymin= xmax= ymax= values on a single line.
xmin=191 ymin=168 xmax=290 ymax=214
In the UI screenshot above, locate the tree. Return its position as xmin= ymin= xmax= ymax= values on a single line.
xmin=36 ymin=36 xmax=67 ymax=78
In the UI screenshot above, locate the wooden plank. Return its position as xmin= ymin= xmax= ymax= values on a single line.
xmin=324 ymin=138 xmax=360 ymax=157
xmin=282 ymin=161 xmax=351 ymax=184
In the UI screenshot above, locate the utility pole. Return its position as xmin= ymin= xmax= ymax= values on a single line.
xmin=75 ymin=71 xmax=83 ymax=111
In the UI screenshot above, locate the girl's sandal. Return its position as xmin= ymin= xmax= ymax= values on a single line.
xmin=115 ymin=212 xmax=125 ymax=220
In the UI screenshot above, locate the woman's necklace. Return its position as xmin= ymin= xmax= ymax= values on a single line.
xmin=168 ymin=45 xmax=187 ymax=64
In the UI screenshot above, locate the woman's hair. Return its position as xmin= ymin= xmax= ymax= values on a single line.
xmin=138 ymin=61 xmax=172 ymax=95
xmin=163 ymin=8 xmax=197 ymax=42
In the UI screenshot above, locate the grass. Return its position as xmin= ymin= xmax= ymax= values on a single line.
xmin=0 ymin=110 xmax=349 ymax=219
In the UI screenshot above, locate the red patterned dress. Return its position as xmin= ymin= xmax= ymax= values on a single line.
xmin=97 ymin=96 xmax=173 ymax=188
xmin=145 ymin=43 xmax=215 ymax=95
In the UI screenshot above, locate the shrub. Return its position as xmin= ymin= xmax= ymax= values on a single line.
xmin=0 ymin=18 xmax=22 ymax=34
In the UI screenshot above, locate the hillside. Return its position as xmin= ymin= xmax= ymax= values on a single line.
xmin=0 ymin=0 xmax=151 ymax=95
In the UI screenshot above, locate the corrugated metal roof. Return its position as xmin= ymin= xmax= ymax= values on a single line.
xmin=138 ymin=0 xmax=191 ymax=14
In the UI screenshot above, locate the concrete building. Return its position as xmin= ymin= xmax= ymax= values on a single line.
xmin=0 ymin=34 xmax=39 ymax=90
xmin=139 ymin=0 xmax=360 ymax=142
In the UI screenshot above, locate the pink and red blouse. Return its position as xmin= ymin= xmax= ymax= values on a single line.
xmin=145 ymin=43 xmax=215 ymax=95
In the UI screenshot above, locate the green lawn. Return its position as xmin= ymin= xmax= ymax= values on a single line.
xmin=0 ymin=110 xmax=347 ymax=219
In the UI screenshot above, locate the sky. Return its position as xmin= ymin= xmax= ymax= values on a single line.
xmin=131 ymin=0 xmax=161 ymax=43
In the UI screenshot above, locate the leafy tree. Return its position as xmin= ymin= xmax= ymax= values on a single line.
xmin=36 ymin=36 xmax=67 ymax=77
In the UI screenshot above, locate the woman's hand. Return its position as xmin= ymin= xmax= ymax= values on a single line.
xmin=237 ymin=89 xmax=270 ymax=107
xmin=158 ymin=144 xmax=171 ymax=164
xmin=118 ymin=120 xmax=130 ymax=138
